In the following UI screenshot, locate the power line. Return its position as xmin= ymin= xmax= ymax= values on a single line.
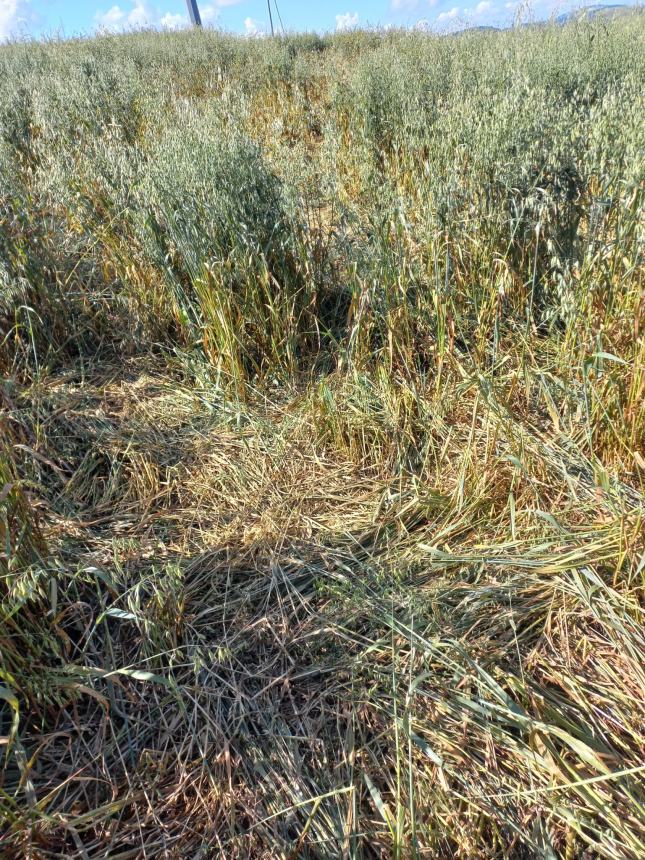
xmin=273 ymin=0 xmax=285 ymax=34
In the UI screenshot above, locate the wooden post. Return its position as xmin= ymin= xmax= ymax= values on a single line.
xmin=186 ymin=0 xmax=202 ymax=26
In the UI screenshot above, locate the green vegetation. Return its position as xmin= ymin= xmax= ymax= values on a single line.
xmin=1 ymin=14 xmax=644 ymax=858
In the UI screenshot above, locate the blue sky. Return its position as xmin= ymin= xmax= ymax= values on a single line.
xmin=0 ymin=0 xmax=634 ymax=41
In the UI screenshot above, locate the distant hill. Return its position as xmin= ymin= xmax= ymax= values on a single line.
xmin=555 ymin=4 xmax=634 ymax=24
xmin=450 ymin=4 xmax=637 ymax=36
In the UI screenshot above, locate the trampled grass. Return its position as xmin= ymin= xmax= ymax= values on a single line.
xmin=1 ymin=14 xmax=644 ymax=859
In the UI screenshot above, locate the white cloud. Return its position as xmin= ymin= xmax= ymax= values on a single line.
xmin=198 ymin=0 xmax=243 ymax=23
xmin=96 ymin=2 xmax=155 ymax=31
xmin=0 ymin=0 xmax=34 ymax=40
xmin=390 ymin=0 xmax=418 ymax=10
xmin=160 ymin=11 xmax=185 ymax=29
xmin=95 ymin=6 xmax=124 ymax=30
xmin=200 ymin=4 xmax=220 ymax=25
xmin=391 ymin=0 xmax=437 ymax=9
xmin=244 ymin=16 xmax=265 ymax=37
xmin=0 ymin=0 xmax=19 ymax=39
xmin=94 ymin=1 xmax=235 ymax=33
xmin=437 ymin=6 xmax=460 ymax=22
xmin=462 ymin=1 xmax=493 ymax=18
xmin=336 ymin=12 xmax=359 ymax=31
xmin=128 ymin=1 xmax=152 ymax=26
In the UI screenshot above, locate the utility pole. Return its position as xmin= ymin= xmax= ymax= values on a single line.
xmin=186 ymin=0 xmax=202 ymax=26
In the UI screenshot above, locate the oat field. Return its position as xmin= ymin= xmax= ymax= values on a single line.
xmin=1 ymin=14 xmax=644 ymax=859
